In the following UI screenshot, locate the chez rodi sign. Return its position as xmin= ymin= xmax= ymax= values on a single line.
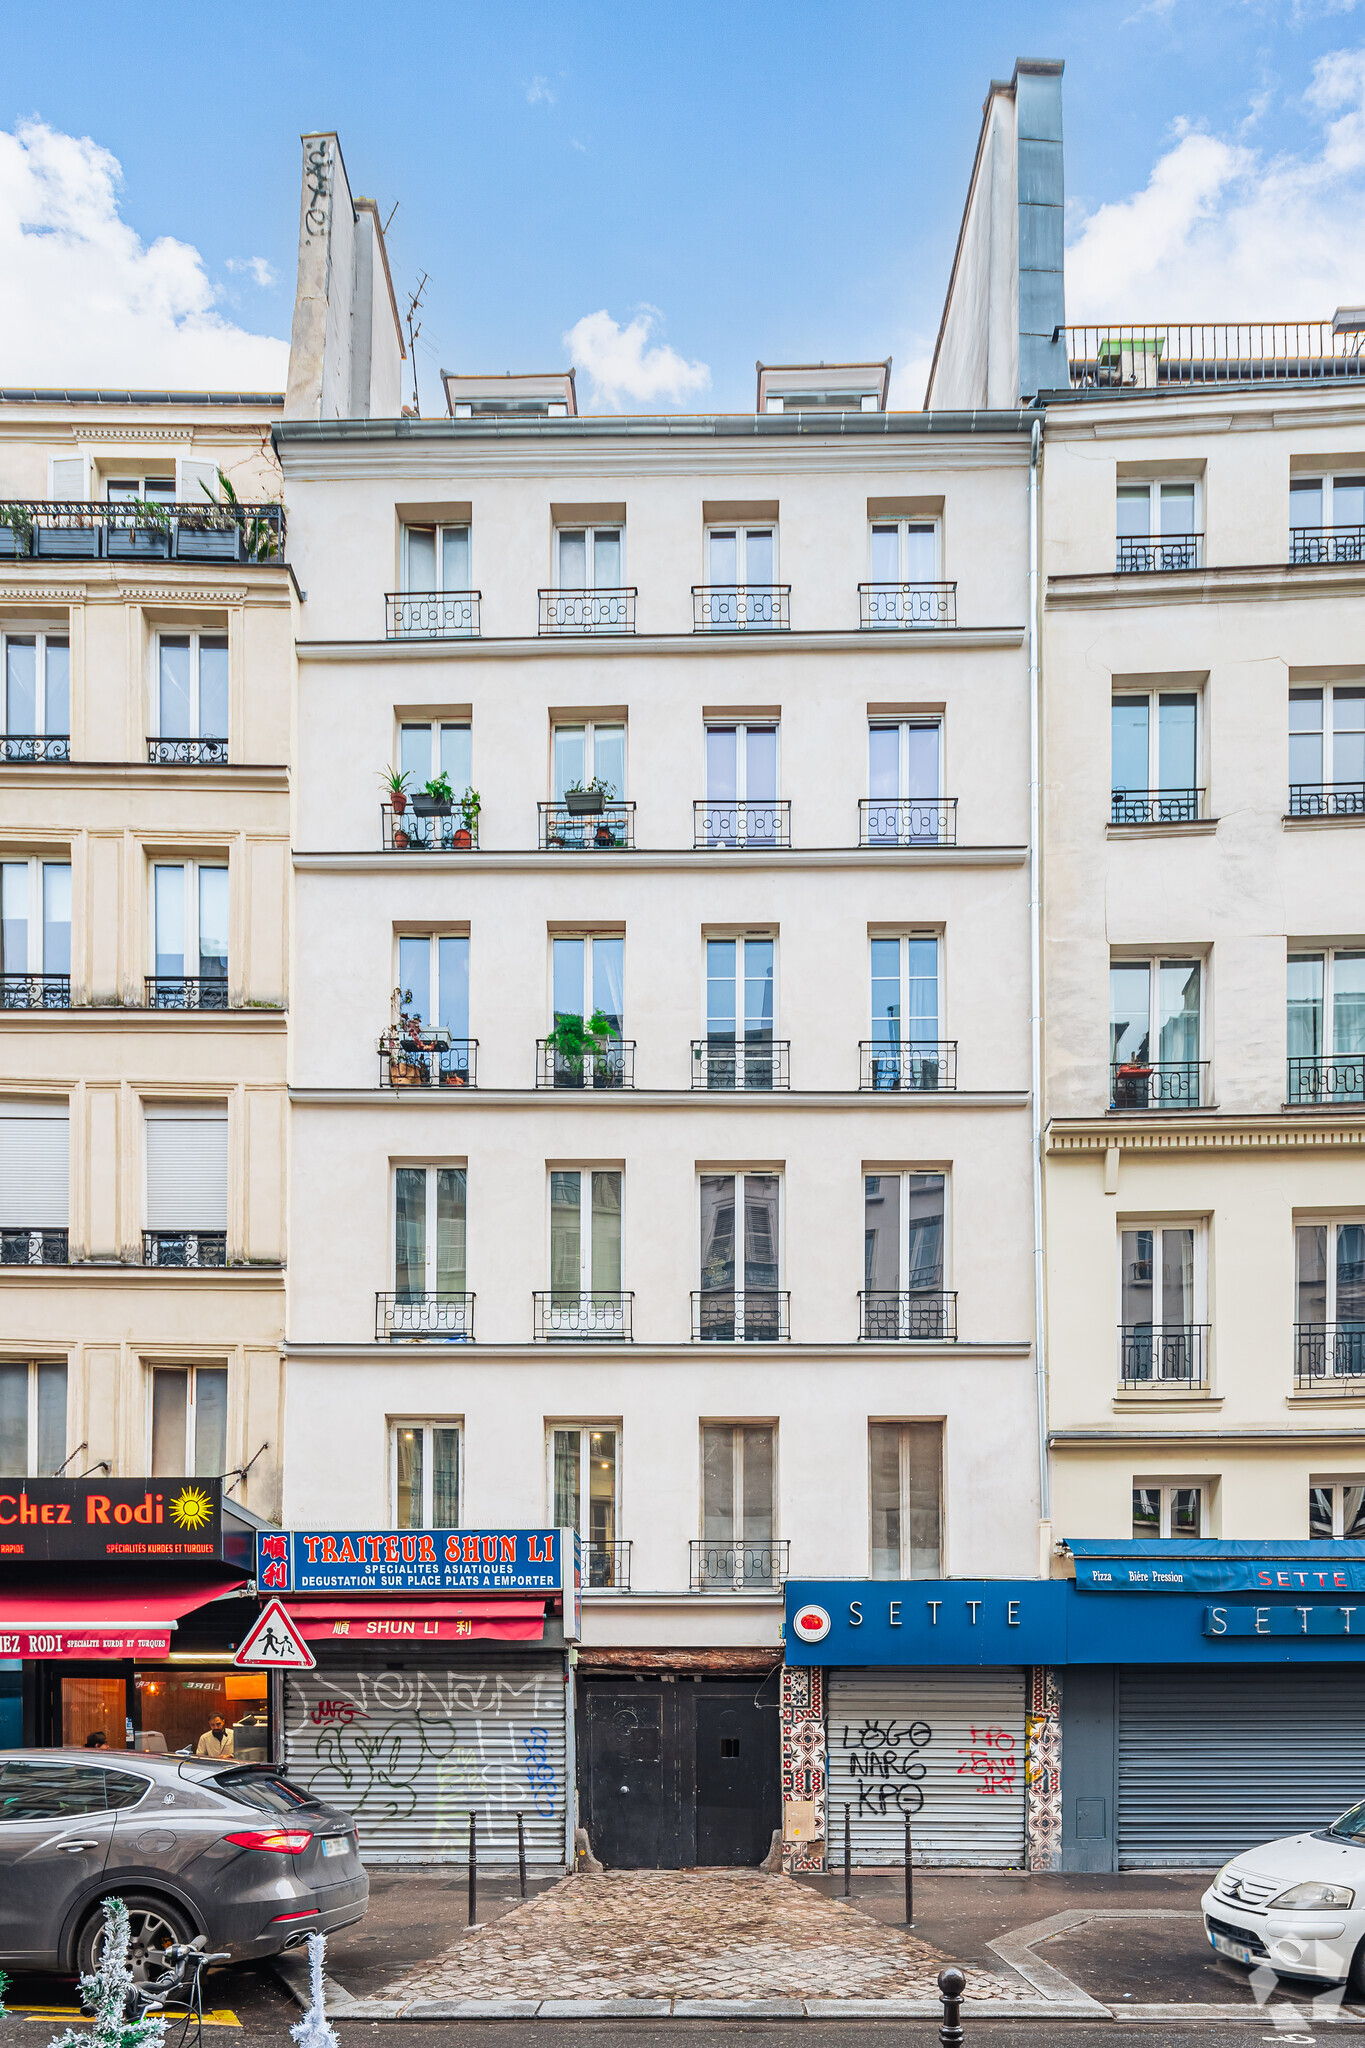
xmin=258 ymin=1526 xmax=580 ymax=1600
xmin=0 ymin=1479 xmax=222 ymax=1562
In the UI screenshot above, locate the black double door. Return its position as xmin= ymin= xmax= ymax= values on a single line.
xmin=578 ymin=1674 xmax=780 ymax=1868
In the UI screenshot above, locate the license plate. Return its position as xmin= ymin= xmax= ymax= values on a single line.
xmin=321 ymin=1836 xmax=350 ymax=1858
xmin=1211 ymin=1932 xmax=1256 ymax=1965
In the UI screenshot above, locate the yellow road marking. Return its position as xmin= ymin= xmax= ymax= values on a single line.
xmin=10 ymin=2010 xmax=240 ymax=2028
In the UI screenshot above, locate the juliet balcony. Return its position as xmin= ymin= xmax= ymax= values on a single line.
xmin=586 ymin=1540 xmax=632 ymax=1590
xmin=691 ymin=1288 xmax=790 ymax=1341
xmin=693 ymin=800 xmax=791 ymax=850
xmin=858 ymin=798 xmax=957 ymax=847
xmin=382 ymin=801 xmax=479 ymax=851
xmin=142 ymin=1230 xmax=226 ymax=1268
xmin=538 ymin=588 xmax=636 ymax=634
xmin=2 ymin=736 xmax=69 ymax=765
xmin=1295 ymin=1323 xmax=1365 ymax=1387
xmin=860 ymin=1040 xmax=957 ymax=1091
xmin=1287 ymin=783 xmax=1365 ymax=819
xmin=536 ymin=1037 xmax=634 ymax=1089
xmin=148 ymin=738 xmax=228 ymax=767
xmin=145 ymin=976 xmax=227 ymax=1011
xmin=858 ymin=581 xmax=956 ymax=628
xmin=1290 ymin=526 xmax=1365 ymax=565
xmin=690 ymin=1038 xmax=789 ymax=1091
xmin=1110 ymin=788 xmax=1204 ymax=827
xmin=1116 ymin=534 xmax=1203 ymax=574
xmin=385 ymin=591 xmax=480 ymax=639
xmin=692 ymin=585 xmax=789 ymax=631
xmin=860 ymin=1289 xmax=958 ymax=1341
xmin=1287 ymin=1055 xmax=1365 ymax=1105
xmin=1 ymin=1228 xmax=68 ymax=1266
xmin=379 ymin=1030 xmax=477 ymax=1088
xmin=690 ymin=1539 xmax=790 ymax=1591
xmin=539 ymin=799 xmax=634 ymax=851
xmin=533 ymin=1291 xmax=634 ymax=1340
xmin=1119 ymin=1322 xmax=1210 ymax=1391
xmin=377 ymin=1291 xmax=475 ymax=1342
xmin=1110 ymin=1060 xmax=1208 ymax=1110
xmin=2 ymin=974 xmax=70 ymax=1010
xmin=0 ymin=500 xmax=284 ymax=563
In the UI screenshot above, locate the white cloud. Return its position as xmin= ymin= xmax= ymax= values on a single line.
xmin=1066 ymin=49 xmax=1365 ymax=317
xmin=524 ymin=76 xmax=556 ymax=105
xmin=0 ymin=118 xmax=289 ymax=388
xmin=225 ymin=255 xmax=278 ymax=288
xmin=563 ymin=308 xmax=710 ymax=409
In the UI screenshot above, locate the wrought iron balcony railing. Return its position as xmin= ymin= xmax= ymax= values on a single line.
xmin=860 ymin=1289 xmax=958 ymax=1341
xmin=1110 ymin=1059 xmax=1207 ymax=1110
xmin=536 ymin=1038 xmax=634 ymax=1089
xmin=691 ymin=1288 xmax=790 ymax=1341
xmin=385 ymin=590 xmax=481 ymax=639
xmin=379 ymin=1035 xmax=477 ymax=1088
xmin=533 ymin=1291 xmax=634 ymax=1340
xmin=1295 ymin=1323 xmax=1365 ymax=1386
xmin=0 ymin=1227 xmax=69 ymax=1267
xmin=1111 ymin=787 xmax=1204 ymax=826
xmin=1062 ymin=324 xmax=1365 ymax=389
xmin=859 ymin=798 xmax=957 ymax=846
xmin=1290 ymin=525 xmax=1365 ymax=565
xmin=376 ymin=1291 xmax=475 ymax=1342
xmin=538 ymin=588 xmax=636 ymax=634
xmin=1119 ymin=1322 xmax=1210 ymax=1389
xmin=861 ymin=1040 xmax=958 ymax=1091
xmin=1116 ymin=534 xmax=1203 ymax=574
xmin=2 ymin=736 xmax=69 ymax=764
xmin=145 ymin=976 xmax=228 ymax=1011
xmin=858 ymin=582 xmax=956 ymax=628
xmin=693 ymin=799 xmax=791 ymax=849
xmin=690 ymin=1538 xmax=790 ymax=1591
xmin=147 ymin=737 xmax=229 ymax=767
xmin=586 ymin=1540 xmax=632 ymax=1590
xmin=1287 ymin=1055 xmax=1365 ymax=1105
xmin=690 ymin=1037 xmax=789 ymax=1091
xmin=382 ymin=804 xmax=479 ymax=850
xmin=1288 ymin=782 xmax=1365 ymax=818
xmin=0 ymin=499 xmax=284 ymax=562
xmin=2 ymin=973 xmax=70 ymax=1009
xmin=142 ymin=1230 xmax=227 ymax=1268
xmin=539 ymin=801 xmax=635 ymax=851
xmin=692 ymin=584 xmax=790 ymax=631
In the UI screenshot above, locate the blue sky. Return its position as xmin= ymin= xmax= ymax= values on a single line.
xmin=3 ymin=1 xmax=1364 ymax=409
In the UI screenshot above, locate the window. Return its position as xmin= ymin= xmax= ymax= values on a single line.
xmin=144 ymin=1105 xmax=227 ymax=1266
xmin=397 ymin=935 xmax=470 ymax=1042
xmin=702 ymin=722 xmax=781 ymax=846
xmin=106 ymin=474 xmax=175 ymax=505
xmin=1111 ymin=689 xmax=1200 ymax=824
xmin=547 ymin=1170 xmax=624 ymax=1330
xmin=1287 ymin=950 xmax=1365 ymax=1102
xmin=865 ymin=720 xmax=945 ymax=842
xmin=1288 ymin=687 xmax=1365 ymax=814
xmin=552 ymin=722 xmax=626 ymax=803
xmin=552 ymin=934 xmax=623 ymax=1031
xmin=392 ymin=1420 xmax=460 ymax=1528
xmin=1310 ymin=1481 xmax=1365 ymax=1540
xmin=699 ymin=1423 xmax=777 ymax=1584
xmin=1132 ymin=1484 xmax=1204 ymax=1538
xmin=1115 ymin=481 xmax=1200 ymax=570
xmin=867 ymin=935 xmax=944 ymax=1088
xmin=863 ymin=1173 xmax=951 ymax=1337
xmin=1290 ymin=475 xmax=1365 ymax=562
xmin=3 ymin=634 xmax=69 ymax=762
xmin=151 ymin=862 xmax=227 ymax=1005
xmin=0 ymin=1362 xmax=66 ymax=1477
xmin=1109 ymin=958 xmax=1202 ymax=1107
xmin=152 ymin=634 xmax=227 ymax=762
xmin=403 ymin=524 xmax=470 ymax=594
xmin=0 ymin=1099 xmax=69 ymax=1263
xmin=870 ymin=520 xmax=938 ymax=584
xmin=697 ymin=1173 xmax=782 ymax=1339
xmin=0 ymin=1761 xmax=148 ymax=1819
xmin=551 ymin=1426 xmax=619 ymax=1583
xmin=1295 ymin=1221 xmax=1365 ymax=1379
xmin=702 ymin=936 xmax=776 ymax=1088
xmin=1119 ymin=1225 xmax=1206 ymax=1384
xmin=1 ymin=861 xmax=70 ymax=1002
xmin=869 ymin=1421 xmax=942 ymax=1577
xmin=555 ymin=527 xmax=623 ymax=590
xmin=702 ymin=526 xmax=779 ymax=627
xmin=150 ymin=1366 xmax=227 ymax=1478
xmin=395 ymin=1167 xmax=467 ymax=1301
xmin=398 ymin=720 xmax=472 ymax=796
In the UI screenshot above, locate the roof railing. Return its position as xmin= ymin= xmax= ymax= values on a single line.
xmin=1058 ymin=322 xmax=1365 ymax=390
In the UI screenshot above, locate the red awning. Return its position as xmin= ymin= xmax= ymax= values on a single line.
xmin=0 ymin=1581 xmax=248 ymax=1660
xmin=286 ymin=1596 xmax=546 ymax=1644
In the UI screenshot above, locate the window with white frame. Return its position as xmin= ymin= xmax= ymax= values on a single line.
xmin=703 ymin=525 xmax=778 ymax=627
xmin=699 ymin=1423 xmax=777 ymax=1584
xmin=1111 ymin=688 xmax=1200 ymax=823
xmin=869 ymin=1421 xmax=942 ymax=1577
xmin=548 ymin=1170 xmax=623 ymax=1328
xmin=1119 ymin=1223 xmax=1206 ymax=1385
xmin=867 ymin=934 xmax=943 ymax=1089
xmin=1287 ymin=949 xmax=1365 ymax=1102
xmin=702 ymin=721 xmax=780 ymax=845
xmin=1310 ymin=1478 xmax=1365 ymax=1540
xmin=698 ymin=1172 xmax=781 ymax=1339
xmin=0 ymin=1361 xmax=66 ymax=1477
xmin=392 ymin=1419 xmax=461 ymax=1528
xmin=150 ymin=1365 xmax=227 ymax=1478
xmin=1132 ymin=1482 xmax=1205 ymax=1539
xmin=1288 ymin=686 xmax=1365 ymax=812
xmin=863 ymin=1173 xmax=950 ymax=1337
xmin=3 ymin=633 xmax=69 ymax=761
xmin=143 ymin=1105 xmax=227 ymax=1264
xmin=106 ymin=473 xmax=176 ymax=505
xmin=1295 ymin=1220 xmax=1365 ymax=1380
xmin=397 ymin=935 xmax=470 ymax=1042
xmin=151 ymin=862 xmax=228 ymax=1002
xmin=152 ymin=634 xmax=228 ymax=759
xmin=1 ymin=860 xmax=70 ymax=997
xmin=0 ymin=1098 xmax=69 ymax=1259
xmin=1109 ymin=957 xmax=1203 ymax=1107
xmin=1290 ymin=474 xmax=1365 ymax=561
xmin=399 ymin=719 xmax=472 ymax=797
xmin=552 ymin=935 xmax=623 ymax=1034
xmin=403 ymin=523 xmax=471 ymax=594
xmin=552 ymin=720 xmax=626 ymax=803
xmin=555 ymin=526 xmax=623 ymax=591
xmin=870 ymin=519 xmax=938 ymax=585
xmin=394 ymin=1166 xmax=467 ymax=1309
xmin=1115 ymin=480 xmax=1200 ymax=570
xmin=866 ymin=719 xmax=945 ymax=842
xmin=701 ymin=935 xmax=776 ymax=1089
xmin=550 ymin=1425 xmax=619 ymax=1583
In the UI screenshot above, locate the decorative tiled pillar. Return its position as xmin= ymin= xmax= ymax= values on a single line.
xmin=1025 ymin=1666 xmax=1062 ymax=1870
xmin=780 ymin=1664 xmax=826 ymax=1872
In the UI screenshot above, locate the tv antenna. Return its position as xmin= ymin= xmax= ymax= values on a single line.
xmin=405 ymin=273 xmax=428 ymax=417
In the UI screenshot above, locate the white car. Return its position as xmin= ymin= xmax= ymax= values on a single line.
xmin=1202 ymin=1803 xmax=1365 ymax=1987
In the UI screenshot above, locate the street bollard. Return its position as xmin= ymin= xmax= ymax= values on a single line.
xmin=843 ymin=1803 xmax=851 ymax=1897
xmin=467 ymin=1810 xmax=477 ymax=1926
xmin=937 ymin=1966 xmax=966 ymax=2048
xmin=904 ymin=1810 xmax=913 ymax=1925
xmin=516 ymin=1810 xmax=527 ymax=1899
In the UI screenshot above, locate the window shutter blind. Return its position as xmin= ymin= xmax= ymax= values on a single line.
xmin=145 ymin=1110 xmax=228 ymax=1229
xmin=176 ymin=458 xmax=220 ymax=506
xmin=0 ymin=1103 xmax=69 ymax=1228
xmin=48 ymin=455 xmax=88 ymax=500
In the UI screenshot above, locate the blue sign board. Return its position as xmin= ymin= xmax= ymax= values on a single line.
xmin=257 ymin=1527 xmax=573 ymax=1597
xmin=1206 ymin=1604 xmax=1365 ymax=1638
xmin=1068 ymin=1538 xmax=1365 ymax=1594
xmin=784 ymin=1580 xmax=1068 ymax=1667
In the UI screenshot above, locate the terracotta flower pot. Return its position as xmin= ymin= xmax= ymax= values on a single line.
xmin=393 ymin=828 xmax=410 ymax=849
xmin=391 ymin=790 xmax=407 ymax=816
xmin=453 ymin=827 xmax=472 ymax=849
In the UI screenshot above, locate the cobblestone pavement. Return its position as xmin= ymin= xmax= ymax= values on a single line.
xmin=376 ymin=1868 xmax=1030 ymax=2005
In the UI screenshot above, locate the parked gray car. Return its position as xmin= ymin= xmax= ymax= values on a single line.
xmin=0 ymin=1750 xmax=368 ymax=1976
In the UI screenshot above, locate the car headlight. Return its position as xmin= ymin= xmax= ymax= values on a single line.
xmin=1269 ymin=1882 xmax=1356 ymax=1910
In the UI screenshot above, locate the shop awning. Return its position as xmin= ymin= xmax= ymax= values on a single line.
xmin=0 ymin=1580 xmax=248 ymax=1659
xmin=285 ymin=1596 xmax=546 ymax=1643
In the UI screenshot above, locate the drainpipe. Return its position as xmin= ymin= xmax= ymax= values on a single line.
xmin=1028 ymin=409 xmax=1050 ymax=1532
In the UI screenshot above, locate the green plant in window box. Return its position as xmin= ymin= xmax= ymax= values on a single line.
xmin=545 ymin=1008 xmax=617 ymax=1084
xmin=563 ymin=775 xmax=615 ymax=816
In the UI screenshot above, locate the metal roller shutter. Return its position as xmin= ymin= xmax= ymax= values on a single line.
xmin=826 ymin=1668 xmax=1026 ymax=1866
xmin=284 ymin=1651 xmax=568 ymax=1866
xmin=145 ymin=1109 xmax=227 ymax=1230
xmin=0 ymin=1103 xmax=68 ymax=1228
xmin=1118 ymin=1667 xmax=1365 ymax=1867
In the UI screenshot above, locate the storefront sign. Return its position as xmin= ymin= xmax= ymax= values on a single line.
xmin=259 ymin=1527 xmax=578 ymax=1601
xmin=0 ymin=1479 xmax=222 ymax=1561
xmin=1206 ymin=1604 xmax=1365 ymax=1638
xmin=783 ymin=1580 xmax=1068 ymax=1666
xmin=1069 ymin=1538 xmax=1365 ymax=1595
xmin=0 ymin=1630 xmax=173 ymax=1659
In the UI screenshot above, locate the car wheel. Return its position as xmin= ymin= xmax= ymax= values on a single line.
xmin=1347 ymin=1937 xmax=1365 ymax=2001
xmin=75 ymin=1892 xmax=197 ymax=1983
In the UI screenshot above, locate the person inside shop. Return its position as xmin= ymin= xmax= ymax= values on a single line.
xmin=83 ymin=1730 xmax=108 ymax=1749
xmin=195 ymin=1714 xmax=233 ymax=1759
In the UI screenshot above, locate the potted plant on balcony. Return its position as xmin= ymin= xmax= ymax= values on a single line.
xmin=380 ymin=766 xmax=411 ymax=845
xmin=412 ymin=770 xmax=455 ymax=817
xmin=453 ymin=786 xmax=481 ymax=849
xmin=0 ymin=505 xmax=34 ymax=558
xmin=564 ymin=775 xmax=614 ymax=816
xmin=545 ymin=1008 xmax=616 ymax=1086
xmin=384 ymin=986 xmax=429 ymax=1085
xmin=1114 ymin=1059 xmax=1154 ymax=1109
xmin=106 ymin=496 xmax=172 ymax=560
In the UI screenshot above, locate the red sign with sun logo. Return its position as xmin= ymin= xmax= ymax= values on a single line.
xmin=0 ymin=1478 xmax=223 ymax=1560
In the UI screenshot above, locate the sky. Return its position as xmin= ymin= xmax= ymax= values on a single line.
xmin=2 ymin=1 xmax=1365 ymax=413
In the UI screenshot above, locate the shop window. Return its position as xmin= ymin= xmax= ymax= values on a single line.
xmin=391 ymin=1420 xmax=461 ymax=1528
xmin=149 ymin=1365 xmax=227 ymax=1478
xmin=1132 ymin=1483 xmax=1205 ymax=1538
xmin=1310 ymin=1481 xmax=1365 ymax=1540
xmin=129 ymin=1672 xmax=268 ymax=1758
xmin=869 ymin=1421 xmax=942 ymax=1578
xmin=0 ymin=1360 xmax=67 ymax=1476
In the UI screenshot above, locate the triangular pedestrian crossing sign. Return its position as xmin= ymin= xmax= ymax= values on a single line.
xmin=234 ymin=1597 xmax=316 ymax=1670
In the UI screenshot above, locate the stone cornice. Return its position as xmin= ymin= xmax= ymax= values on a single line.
xmin=1045 ymin=561 xmax=1365 ymax=609
xmin=284 ymin=1338 xmax=1032 ymax=1361
xmin=0 ymin=763 xmax=288 ymax=791
xmin=0 ymin=1006 xmax=286 ymax=1031
xmin=1048 ymin=1113 xmax=1365 ymax=1154
xmin=0 ymin=1264 xmax=284 ymax=1288
xmin=1052 ymin=1426 xmax=1365 ymax=1447
xmin=289 ymin=1085 xmax=1029 ymax=1109
xmin=295 ymin=626 xmax=1026 ymax=661
xmin=0 ymin=567 xmax=291 ymax=608
xmin=293 ymin=844 xmax=1027 ymax=874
